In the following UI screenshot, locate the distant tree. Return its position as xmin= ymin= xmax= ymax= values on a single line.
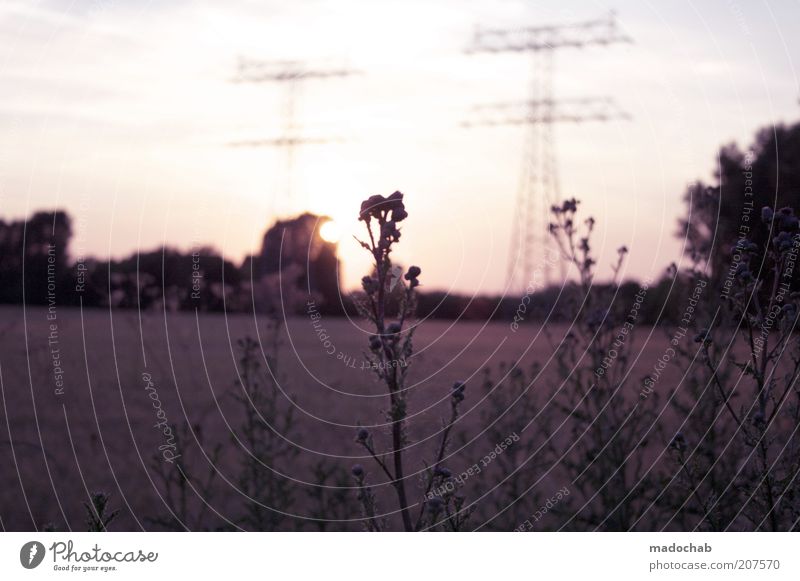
xmin=679 ymin=120 xmax=800 ymax=281
xmin=0 ymin=209 xmax=340 ymax=314
xmin=251 ymin=212 xmax=340 ymax=313
xmin=104 ymin=246 xmax=241 ymax=311
xmin=0 ymin=210 xmax=72 ymax=304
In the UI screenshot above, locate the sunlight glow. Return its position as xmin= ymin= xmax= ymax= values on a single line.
xmin=319 ymin=219 xmax=342 ymax=243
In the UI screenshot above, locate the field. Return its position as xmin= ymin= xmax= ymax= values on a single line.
xmin=0 ymin=304 xmax=688 ymax=531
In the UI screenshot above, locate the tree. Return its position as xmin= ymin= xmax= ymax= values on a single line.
xmin=0 ymin=210 xmax=72 ymax=304
xmin=679 ymin=120 xmax=800 ymax=281
xmin=250 ymin=212 xmax=340 ymax=313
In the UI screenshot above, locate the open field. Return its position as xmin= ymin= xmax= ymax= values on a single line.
xmin=0 ymin=305 xmax=690 ymax=531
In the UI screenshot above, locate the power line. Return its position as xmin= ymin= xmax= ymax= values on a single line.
xmin=466 ymin=11 xmax=631 ymax=291
xmin=231 ymin=58 xmax=357 ymax=204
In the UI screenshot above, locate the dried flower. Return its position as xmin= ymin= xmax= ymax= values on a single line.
xmin=779 ymin=208 xmax=799 ymax=231
xmin=386 ymin=190 xmax=404 ymax=209
xmin=368 ymin=335 xmax=382 ymax=351
xmin=434 ymin=466 xmax=452 ymax=478
xmin=362 ymin=276 xmax=378 ymax=295
xmin=774 ymin=231 xmax=795 ymax=252
xmin=404 ymin=265 xmax=421 ymax=288
xmin=670 ymin=432 xmax=686 ymax=452
xmin=693 ymin=328 xmax=712 ymax=345
xmin=426 ymin=497 xmax=444 ymax=513
xmin=380 ymin=220 xmax=401 ymax=246
xmin=359 ymin=191 xmax=407 ymax=225
xmin=734 ymin=263 xmax=753 ymax=281
xmin=452 ymin=381 xmax=466 ymax=403
xmin=359 ymin=194 xmax=388 ymax=221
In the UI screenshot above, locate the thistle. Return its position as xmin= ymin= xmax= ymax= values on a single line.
xmin=352 ymin=192 xmax=470 ymax=531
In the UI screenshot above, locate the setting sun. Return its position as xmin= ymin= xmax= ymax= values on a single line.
xmin=319 ymin=219 xmax=342 ymax=243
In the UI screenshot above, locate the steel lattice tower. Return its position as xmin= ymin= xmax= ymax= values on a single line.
xmin=466 ymin=12 xmax=631 ymax=291
xmin=231 ymin=58 xmax=357 ymax=209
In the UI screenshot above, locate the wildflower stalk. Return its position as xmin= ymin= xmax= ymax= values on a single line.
xmin=232 ymin=330 xmax=298 ymax=531
xmin=544 ymin=198 xmax=660 ymax=530
xmin=670 ymin=435 xmax=720 ymax=531
xmin=83 ymin=492 xmax=119 ymax=532
xmin=352 ymin=465 xmax=381 ymax=531
xmin=148 ymin=422 xmax=222 ymax=531
xmin=352 ymin=192 xmax=469 ymax=531
xmin=354 ymin=191 xmax=415 ymax=531
xmin=414 ymin=384 xmax=463 ymax=530
xmin=676 ymin=205 xmax=800 ymax=530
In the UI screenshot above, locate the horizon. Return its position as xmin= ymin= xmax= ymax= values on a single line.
xmin=2 ymin=0 xmax=799 ymax=293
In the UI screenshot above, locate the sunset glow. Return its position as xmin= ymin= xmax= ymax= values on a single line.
xmin=319 ymin=219 xmax=342 ymax=244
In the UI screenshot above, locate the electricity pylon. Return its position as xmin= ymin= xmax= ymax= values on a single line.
xmin=231 ymin=58 xmax=357 ymax=208
xmin=466 ymin=12 xmax=631 ymax=291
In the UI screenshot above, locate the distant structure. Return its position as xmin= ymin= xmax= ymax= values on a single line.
xmin=231 ymin=58 xmax=356 ymax=206
xmin=466 ymin=12 xmax=631 ymax=291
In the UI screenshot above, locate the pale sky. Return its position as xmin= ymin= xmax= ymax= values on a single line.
xmin=1 ymin=0 xmax=799 ymax=293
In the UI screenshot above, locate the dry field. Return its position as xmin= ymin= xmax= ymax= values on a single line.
xmin=0 ymin=305 xmax=688 ymax=531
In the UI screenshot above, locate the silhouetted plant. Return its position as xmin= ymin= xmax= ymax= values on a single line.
xmin=669 ymin=206 xmax=800 ymax=531
xmin=306 ymin=462 xmax=357 ymax=531
xmin=351 ymin=191 xmax=470 ymax=531
xmin=644 ymin=261 xmax=744 ymax=531
xmin=232 ymin=330 xmax=299 ymax=531
xmin=84 ymin=491 xmax=119 ymax=532
xmin=543 ymin=198 xmax=661 ymax=530
xmin=147 ymin=422 xmax=222 ymax=531
xmin=477 ymin=362 xmax=554 ymax=529
xmin=233 ymin=326 xmax=355 ymax=531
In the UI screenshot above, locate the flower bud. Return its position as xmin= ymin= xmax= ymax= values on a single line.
xmin=362 ymin=276 xmax=378 ymax=294
xmin=451 ymin=381 xmax=466 ymax=402
xmin=426 ymin=497 xmax=444 ymax=513
xmin=693 ymin=328 xmax=712 ymax=345
xmin=369 ymin=335 xmax=382 ymax=351
xmin=434 ymin=466 xmax=452 ymax=478
xmin=670 ymin=432 xmax=686 ymax=452
xmin=405 ymin=266 xmax=421 ymax=279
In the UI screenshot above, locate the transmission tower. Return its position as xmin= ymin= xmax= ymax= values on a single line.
xmin=231 ymin=58 xmax=357 ymax=208
xmin=466 ymin=12 xmax=630 ymax=291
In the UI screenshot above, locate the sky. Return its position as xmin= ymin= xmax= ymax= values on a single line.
xmin=1 ymin=0 xmax=799 ymax=294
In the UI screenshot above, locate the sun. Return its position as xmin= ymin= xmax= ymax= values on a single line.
xmin=319 ymin=219 xmax=342 ymax=244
